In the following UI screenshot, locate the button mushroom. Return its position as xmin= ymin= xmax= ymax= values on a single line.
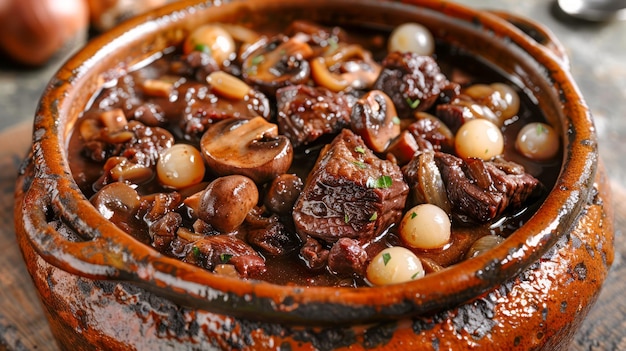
xmin=90 ymin=182 xmax=141 ymax=234
xmin=200 ymin=116 xmax=293 ymax=184
xmin=350 ymin=90 xmax=401 ymax=153
xmin=197 ymin=175 xmax=259 ymax=233
xmin=241 ymin=34 xmax=313 ymax=95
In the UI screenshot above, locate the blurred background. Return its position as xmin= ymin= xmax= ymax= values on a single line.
xmin=0 ymin=0 xmax=624 ymax=350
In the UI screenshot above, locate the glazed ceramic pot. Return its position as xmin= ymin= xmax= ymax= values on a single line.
xmin=14 ymin=0 xmax=614 ymax=350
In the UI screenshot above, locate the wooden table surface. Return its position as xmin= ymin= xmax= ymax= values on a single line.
xmin=1 ymin=1 xmax=625 ymax=350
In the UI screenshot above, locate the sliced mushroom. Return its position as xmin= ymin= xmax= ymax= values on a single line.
xmin=241 ymin=34 xmax=313 ymax=95
xmin=311 ymin=43 xmax=381 ymax=92
xmin=402 ymin=151 xmax=451 ymax=213
xmin=350 ymin=90 xmax=401 ymax=153
xmin=197 ymin=175 xmax=259 ymax=233
xmin=200 ymin=116 xmax=293 ymax=184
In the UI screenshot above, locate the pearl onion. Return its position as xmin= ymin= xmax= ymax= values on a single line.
xmin=388 ymin=23 xmax=435 ymax=56
xmin=455 ymin=118 xmax=504 ymax=160
xmin=515 ymin=122 xmax=560 ymax=161
xmin=157 ymin=144 xmax=205 ymax=189
xmin=400 ymin=204 xmax=451 ymax=249
xmin=183 ymin=24 xmax=236 ymax=64
xmin=367 ymin=247 xmax=425 ymax=286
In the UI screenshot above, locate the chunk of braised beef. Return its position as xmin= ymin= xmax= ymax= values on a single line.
xmin=184 ymin=235 xmax=266 ymax=278
xmin=434 ymin=152 xmax=543 ymax=223
xmin=81 ymin=119 xmax=174 ymax=168
xmin=435 ymin=103 xmax=468 ymax=134
xmin=169 ymin=51 xmax=221 ymax=82
xmin=245 ymin=208 xmax=300 ymax=257
xmin=149 ymin=211 xmax=182 ymax=251
xmin=276 ymin=84 xmax=356 ymax=148
xmin=436 ymin=94 xmax=499 ymax=134
xmin=178 ymin=82 xmax=271 ymax=141
xmin=327 ymin=238 xmax=368 ymax=277
xmin=122 ymin=121 xmax=175 ymax=167
xmin=129 ymin=102 xmax=167 ymax=127
xmin=140 ymin=192 xmax=183 ymax=223
xmin=407 ymin=117 xmax=454 ymax=153
xmin=300 ymin=236 xmax=329 ymax=270
xmin=285 ymin=20 xmax=347 ymax=51
xmin=373 ymin=52 xmax=450 ymax=118
xmin=293 ymin=129 xmax=409 ymax=243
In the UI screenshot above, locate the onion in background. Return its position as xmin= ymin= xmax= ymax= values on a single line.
xmin=0 ymin=0 xmax=89 ymax=66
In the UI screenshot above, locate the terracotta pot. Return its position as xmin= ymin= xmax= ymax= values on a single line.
xmin=14 ymin=0 xmax=614 ymax=350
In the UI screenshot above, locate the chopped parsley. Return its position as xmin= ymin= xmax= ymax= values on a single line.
xmin=411 ymin=272 xmax=421 ymax=279
xmin=251 ymin=54 xmax=265 ymax=66
xmin=344 ymin=213 xmax=350 ymax=223
xmin=246 ymin=55 xmax=265 ymax=76
xmin=355 ymin=146 xmax=366 ymax=154
xmin=192 ymin=246 xmax=200 ymax=258
xmin=369 ymin=212 xmax=378 ymax=221
xmin=406 ymin=97 xmax=421 ymax=109
xmin=536 ymin=123 xmax=547 ymax=135
xmin=327 ymin=38 xmax=339 ymax=51
xmin=352 ymin=161 xmax=367 ymax=169
xmin=367 ymin=175 xmax=393 ymax=189
xmin=382 ymin=252 xmax=392 ymax=266
xmin=410 ymin=211 xmax=417 ymax=219
xmin=220 ymin=253 xmax=233 ymax=263
xmin=194 ymin=44 xmax=211 ymax=53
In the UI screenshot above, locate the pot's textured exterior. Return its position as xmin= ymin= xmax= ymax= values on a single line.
xmin=14 ymin=164 xmax=613 ymax=350
xmin=13 ymin=0 xmax=614 ymax=350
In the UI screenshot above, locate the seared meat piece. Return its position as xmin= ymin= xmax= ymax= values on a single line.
xmin=434 ymin=152 xmax=543 ymax=223
xmin=327 ymin=238 xmax=368 ymax=277
xmin=407 ymin=117 xmax=455 ymax=153
xmin=300 ymin=236 xmax=329 ymax=270
xmin=276 ymin=84 xmax=356 ymax=148
xmin=245 ymin=209 xmax=300 ymax=257
xmin=184 ymin=235 xmax=266 ymax=278
xmin=373 ymin=52 xmax=450 ymax=118
xmin=149 ymin=212 xmax=182 ymax=251
xmin=293 ymin=129 xmax=409 ymax=243
xmin=435 ymin=103 xmax=469 ymax=134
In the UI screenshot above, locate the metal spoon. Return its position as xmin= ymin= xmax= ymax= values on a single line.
xmin=557 ymin=0 xmax=626 ymax=21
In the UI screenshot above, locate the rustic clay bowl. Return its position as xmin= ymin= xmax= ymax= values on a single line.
xmin=14 ymin=0 xmax=614 ymax=350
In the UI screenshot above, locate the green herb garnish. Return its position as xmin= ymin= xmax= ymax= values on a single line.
xmin=536 ymin=123 xmax=547 ymax=135
xmin=251 ymin=54 xmax=265 ymax=66
xmin=369 ymin=212 xmax=378 ymax=221
xmin=355 ymin=146 xmax=366 ymax=154
xmin=406 ymin=98 xmax=421 ymax=109
xmin=410 ymin=211 xmax=417 ymax=220
xmin=382 ymin=252 xmax=392 ymax=266
xmin=344 ymin=213 xmax=350 ymax=223
xmin=327 ymin=38 xmax=339 ymax=51
xmin=220 ymin=253 xmax=233 ymax=263
xmin=392 ymin=116 xmax=401 ymax=125
xmin=192 ymin=246 xmax=200 ymax=258
xmin=367 ymin=175 xmax=393 ymax=189
xmin=194 ymin=44 xmax=211 ymax=53
xmin=352 ymin=161 xmax=367 ymax=169
xmin=411 ymin=272 xmax=421 ymax=279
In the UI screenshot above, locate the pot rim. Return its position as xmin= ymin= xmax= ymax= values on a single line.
xmin=18 ymin=0 xmax=597 ymax=325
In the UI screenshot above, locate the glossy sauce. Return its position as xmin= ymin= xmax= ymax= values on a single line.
xmin=68 ymin=22 xmax=561 ymax=287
